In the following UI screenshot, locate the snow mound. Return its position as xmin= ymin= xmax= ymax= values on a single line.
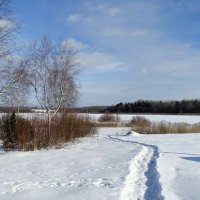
xmin=131 ymin=131 xmax=141 ymax=137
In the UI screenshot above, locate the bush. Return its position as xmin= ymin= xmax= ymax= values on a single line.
xmin=131 ymin=118 xmax=200 ymax=134
xmin=130 ymin=116 xmax=151 ymax=127
xmin=32 ymin=113 xmax=97 ymax=149
xmin=0 ymin=112 xmax=97 ymax=151
xmin=97 ymin=113 xmax=121 ymax=127
xmin=0 ymin=112 xmax=34 ymax=150
xmin=57 ymin=113 xmax=97 ymax=142
xmin=98 ymin=113 xmax=120 ymax=122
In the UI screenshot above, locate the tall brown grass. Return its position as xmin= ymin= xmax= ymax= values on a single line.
xmin=0 ymin=113 xmax=35 ymax=150
xmin=98 ymin=113 xmax=120 ymax=122
xmin=96 ymin=113 xmax=121 ymax=127
xmin=0 ymin=113 xmax=97 ymax=151
xmin=131 ymin=116 xmax=200 ymax=134
xmin=129 ymin=116 xmax=151 ymax=127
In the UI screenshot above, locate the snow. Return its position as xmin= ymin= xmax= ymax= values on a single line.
xmin=0 ymin=128 xmax=141 ymax=200
xmin=128 ymin=133 xmax=200 ymax=200
xmin=0 ymin=115 xmax=200 ymax=199
xmin=82 ymin=113 xmax=200 ymax=124
xmin=31 ymin=109 xmax=46 ymax=113
xmin=120 ymin=146 xmax=153 ymax=200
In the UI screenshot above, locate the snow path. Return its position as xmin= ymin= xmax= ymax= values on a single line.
xmin=127 ymin=133 xmax=200 ymax=200
xmin=108 ymin=134 xmax=164 ymax=200
xmin=120 ymin=146 xmax=153 ymax=200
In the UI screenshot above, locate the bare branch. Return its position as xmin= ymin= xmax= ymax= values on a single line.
xmin=27 ymin=36 xmax=80 ymax=133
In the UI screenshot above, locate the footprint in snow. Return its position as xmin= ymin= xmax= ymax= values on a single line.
xmin=92 ymin=178 xmax=113 ymax=188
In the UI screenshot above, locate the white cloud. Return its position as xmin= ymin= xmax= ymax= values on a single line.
xmin=86 ymin=3 xmax=120 ymax=17
xmin=82 ymin=16 xmax=97 ymax=27
xmin=138 ymin=43 xmax=200 ymax=78
xmin=96 ymin=62 xmax=125 ymax=72
xmin=103 ymin=28 xmax=148 ymax=37
xmin=87 ymin=3 xmax=108 ymax=12
xmin=64 ymin=1 xmax=200 ymax=104
xmin=81 ymin=85 xmax=133 ymax=97
xmin=66 ymin=14 xmax=81 ymax=23
xmin=67 ymin=38 xmax=87 ymax=50
xmin=61 ymin=38 xmax=124 ymax=72
xmin=140 ymin=67 xmax=148 ymax=75
xmin=82 ymin=85 xmax=118 ymax=95
xmin=80 ymin=51 xmax=113 ymax=67
xmin=107 ymin=7 xmax=120 ymax=17
xmin=79 ymin=50 xmax=125 ymax=72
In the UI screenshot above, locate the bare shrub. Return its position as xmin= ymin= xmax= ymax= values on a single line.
xmin=95 ymin=122 xmax=120 ymax=127
xmin=97 ymin=113 xmax=121 ymax=127
xmin=131 ymin=119 xmax=200 ymax=134
xmin=0 ymin=112 xmax=97 ymax=151
xmin=56 ymin=113 xmax=97 ymax=142
xmin=31 ymin=113 xmax=97 ymax=149
xmin=129 ymin=116 xmax=151 ymax=127
xmin=98 ymin=113 xmax=120 ymax=122
xmin=0 ymin=112 xmax=34 ymax=150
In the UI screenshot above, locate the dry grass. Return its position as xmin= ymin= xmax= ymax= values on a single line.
xmin=95 ymin=121 xmax=120 ymax=127
xmin=129 ymin=116 xmax=151 ymax=127
xmin=0 ymin=113 xmax=97 ymax=151
xmin=131 ymin=116 xmax=200 ymax=134
xmin=149 ymin=121 xmax=200 ymax=134
xmin=96 ymin=114 xmax=121 ymax=127
xmin=98 ymin=113 xmax=120 ymax=123
xmin=0 ymin=113 xmax=35 ymax=150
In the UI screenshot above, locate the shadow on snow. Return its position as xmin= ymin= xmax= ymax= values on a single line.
xmin=181 ymin=156 xmax=200 ymax=163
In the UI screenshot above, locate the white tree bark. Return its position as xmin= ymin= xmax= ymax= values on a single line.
xmin=27 ymin=37 xmax=79 ymax=134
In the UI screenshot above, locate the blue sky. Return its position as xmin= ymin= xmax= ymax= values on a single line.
xmin=12 ymin=0 xmax=200 ymax=106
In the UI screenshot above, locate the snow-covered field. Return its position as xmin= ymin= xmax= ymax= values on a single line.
xmin=0 ymin=115 xmax=200 ymax=200
xmin=81 ymin=113 xmax=200 ymax=124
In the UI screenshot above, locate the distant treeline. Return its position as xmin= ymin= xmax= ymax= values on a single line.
xmin=76 ymin=100 xmax=200 ymax=114
xmin=105 ymin=100 xmax=200 ymax=114
xmin=0 ymin=107 xmax=32 ymax=113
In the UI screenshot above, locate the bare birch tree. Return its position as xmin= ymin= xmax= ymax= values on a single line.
xmin=0 ymin=0 xmax=17 ymax=59
xmin=1 ymin=57 xmax=29 ymax=113
xmin=0 ymin=0 xmax=21 ymax=97
xmin=27 ymin=37 xmax=79 ymax=133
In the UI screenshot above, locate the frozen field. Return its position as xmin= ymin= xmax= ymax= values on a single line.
xmin=0 ymin=115 xmax=200 ymax=200
xmin=81 ymin=113 xmax=200 ymax=124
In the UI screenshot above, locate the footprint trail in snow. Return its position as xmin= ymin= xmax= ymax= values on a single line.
xmin=108 ymin=133 xmax=164 ymax=200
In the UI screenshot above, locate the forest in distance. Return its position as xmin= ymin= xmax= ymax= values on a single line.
xmin=76 ymin=99 xmax=200 ymax=114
